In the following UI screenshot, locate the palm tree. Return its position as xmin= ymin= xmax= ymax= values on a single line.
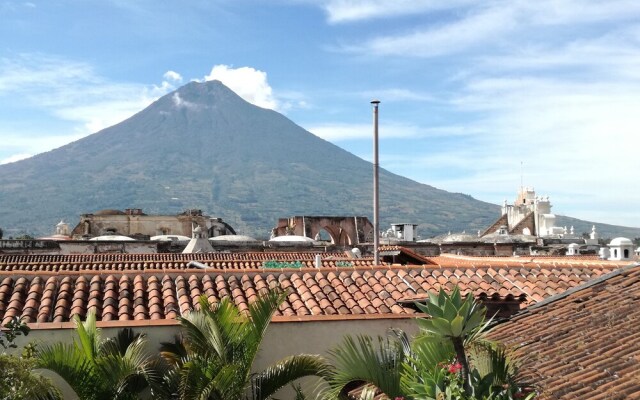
xmin=156 ymin=289 xmax=329 ymax=400
xmin=320 ymin=330 xmax=409 ymax=400
xmin=35 ymin=312 xmax=158 ymax=400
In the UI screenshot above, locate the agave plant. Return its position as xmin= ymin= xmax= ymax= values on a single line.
xmin=156 ymin=289 xmax=329 ymax=400
xmin=35 ymin=312 xmax=158 ymax=400
xmin=412 ymin=286 xmax=491 ymax=395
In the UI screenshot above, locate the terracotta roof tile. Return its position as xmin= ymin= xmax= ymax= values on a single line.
xmin=0 ymin=252 xmax=629 ymax=326
xmin=489 ymin=265 xmax=640 ymax=399
xmin=0 ymin=252 xmax=368 ymax=273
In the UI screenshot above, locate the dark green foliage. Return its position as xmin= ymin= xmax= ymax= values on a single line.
xmin=263 ymin=260 xmax=304 ymax=269
xmin=0 ymin=355 xmax=62 ymax=400
xmin=0 ymin=318 xmax=61 ymax=400
xmin=0 ymin=317 xmax=31 ymax=351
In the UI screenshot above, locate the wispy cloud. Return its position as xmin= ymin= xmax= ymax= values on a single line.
xmin=0 ymin=131 xmax=87 ymax=165
xmin=0 ymin=1 xmax=37 ymax=12
xmin=315 ymin=0 xmax=640 ymax=226
xmin=0 ymin=54 xmax=180 ymax=132
xmin=308 ymin=122 xmax=428 ymax=140
xmin=316 ymin=0 xmax=472 ymax=23
xmin=344 ymin=5 xmax=516 ymax=57
xmin=336 ymin=1 xmax=640 ymax=58
xmin=359 ymin=88 xmax=434 ymax=102
xmin=381 ymin=72 xmax=640 ymax=225
xmin=0 ymin=153 xmax=32 ymax=165
xmin=0 ymin=54 xmax=182 ymax=162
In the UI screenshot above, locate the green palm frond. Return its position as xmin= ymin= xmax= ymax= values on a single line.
xmin=100 ymin=327 xmax=139 ymax=356
xmin=73 ymin=312 xmax=100 ymax=363
xmin=97 ymin=334 xmax=159 ymax=397
xmin=181 ymin=296 xmax=251 ymax=363
xmin=35 ymin=342 xmax=98 ymax=399
xmin=36 ymin=311 xmax=156 ymax=400
xmin=159 ymin=335 xmax=189 ymax=367
xmin=323 ymin=334 xmax=405 ymax=400
xmin=251 ymin=354 xmax=330 ymax=400
xmin=247 ymin=289 xmax=287 ymax=343
xmin=179 ymin=310 xmax=228 ymax=362
xmin=410 ymin=336 xmax=455 ymax=370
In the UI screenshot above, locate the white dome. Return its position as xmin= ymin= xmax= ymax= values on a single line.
xmin=89 ymin=235 xmax=134 ymax=241
xmin=209 ymin=234 xmax=258 ymax=242
xmin=609 ymin=237 xmax=633 ymax=246
xmin=269 ymin=235 xmax=314 ymax=243
xmin=150 ymin=235 xmax=191 ymax=241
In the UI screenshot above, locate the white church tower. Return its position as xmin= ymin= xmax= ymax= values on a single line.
xmin=500 ymin=187 xmax=563 ymax=238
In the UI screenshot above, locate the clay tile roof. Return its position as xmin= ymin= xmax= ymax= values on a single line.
xmin=0 ymin=252 xmax=369 ymax=273
xmin=0 ymin=251 xmax=630 ymax=326
xmin=488 ymin=264 xmax=640 ymax=399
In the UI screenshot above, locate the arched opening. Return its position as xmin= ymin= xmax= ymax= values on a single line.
xmin=624 ymin=249 xmax=630 ymax=258
xmin=613 ymin=249 xmax=618 ymax=258
xmin=315 ymin=226 xmax=352 ymax=246
xmin=314 ymin=228 xmax=333 ymax=243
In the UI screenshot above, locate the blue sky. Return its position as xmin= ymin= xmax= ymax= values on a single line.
xmin=1 ymin=0 xmax=639 ymax=228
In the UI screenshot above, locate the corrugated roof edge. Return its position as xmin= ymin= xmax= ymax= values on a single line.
xmin=489 ymin=261 xmax=640 ymax=328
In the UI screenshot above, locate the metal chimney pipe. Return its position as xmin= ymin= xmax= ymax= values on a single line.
xmin=371 ymin=100 xmax=380 ymax=266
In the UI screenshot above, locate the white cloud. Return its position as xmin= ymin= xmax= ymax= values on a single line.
xmin=338 ymin=1 xmax=640 ymax=58
xmin=342 ymin=5 xmax=516 ymax=57
xmin=381 ymin=74 xmax=640 ymax=226
xmin=163 ymin=70 xmax=183 ymax=83
xmin=171 ymin=92 xmax=200 ymax=110
xmin=359 ymin=88 xmax=434 ymax=102
xmin=0 ymin=54 xmax=182 ymax=134
xmin=0 ymin=131 xmax=87 ymax=165
xmin=308 ymin=122 xmax=423 ymax=141
xmin=317 ymin=0 xmax=640 ymax=226
xmin=203 ymin=65 xmax=278 ymax=110
xmin=0 ymin=54 xmax=96 ymax=93
xmin=0 ymin=153 xmax=32 ymax=165
xmin=318 ymin=0 xmax=472 ymax=23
